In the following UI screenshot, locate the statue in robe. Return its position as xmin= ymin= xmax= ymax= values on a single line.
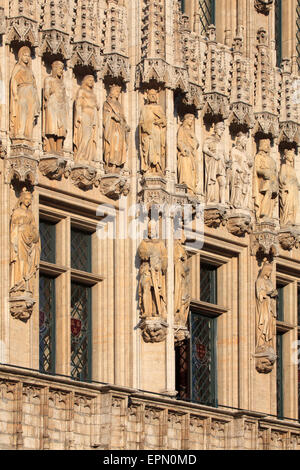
xmin=74 ymin=75 xmax=99 ymax=163
xmin=279 ymin=148 xmax=300 ymax=227
xmin=203 ymin=121 xmax=229 ymax=204
xmin=253 ymin=138 xmax=278 ymax=222
xmin=138 ymin=222 xmax=168 ymax=319
xmin=10 ymin=188 xmax=40 ymax=296
xmin=139 ymin=89 xmax=166 ymax=175
xmin=174 ymin=233 xmax=190 ymax=326
xmin=177 ymin=114 xmax=199 ymax=194
xmin=230 ymin=132 xmax=252 ymax=209
xmin=254 ymin=261 xmax=277 ymax=373
xmin=10 ymin=46 xmax=40 ymax=141
xmin=43 ymin=61 xmax=68 ymax=155
xmin=103 ymin=84 xmax=130 ymax=172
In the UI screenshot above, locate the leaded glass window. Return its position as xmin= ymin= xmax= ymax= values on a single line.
xmin=275 ymin=0 xmax=282 ymax=67
xmin=40 ymin=220 xmax=56 ymax=264
xmin=179 ymin=0 xmax=185 ymax=13
xmin=276 ymin=283 xmax=284 ymax=322
xmin=277 ymin=333 xmax=284 ymax=418
xmin=39 ymin=275 xmax=55 ymax=373
xmin=71 ymin=228 xmax=92 ymax=272
xmin=190 ymin=312 xmax=217 ymax=406
xmin=199 ymin=0 xmax=215 ymax=35
xmin=200 ymin=263 xmax=217 ymax=304
xmin=71 ymin=282 xmax=91 ymax=381
xmin=175 ymin=340 xmax=190 ymax=400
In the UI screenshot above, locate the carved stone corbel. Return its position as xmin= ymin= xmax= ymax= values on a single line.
xmin=140 ymin=318 xmax=168 ymax=343
xmin=39 ymin=155 xmax=68 ymax=181
xmin=70 ymin=164 xmax=98 ymax=190
xmin=278 ymin=227 xmax=300 ymax=251
xmin=254 ymin=0 xmax=274 ymax=15
xmin=9 ymin=297 xmax=35 ymax=323
xmin=204 ymin=205 xmax=228 ymax=229
xmin=100 ymin=173 xmax=130 ymax=200
xmin=174 ymin=326 xmax=190 ymax=345
xmin=5 ymin=145 xmax=39 ymax=186
xmin=251 ymin=222 xmax=279 ymax=257
xmin=227 ymin=211 xmax=252 ymax=237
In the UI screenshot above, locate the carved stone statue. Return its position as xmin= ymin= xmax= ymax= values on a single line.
xmin=74 ymin=75 xmax=99 ymax=163
xmin=253 ymin=138 xmax=278 ymax=222
xmin=177 ymin=114 xmax=199 ymax=194
xmin=174 ymin=234 xmax=190 ymax=326
xmin=103 ymin=84 xmax=130 ymax=172
xmin=279 ymin=148 xmax=300 ymax=227
xmin=43 ymin=61 xmax=68 ymax=155
xmin=139 ymin=89 xmax=166 ymax=175
xmin=138 ymin=222 xmax=168 ymax=319
xmin=255 ymin=261 xmax=277 ymax=373
xmin=10 ymin=188 xmax=40 ymax=296
xmin=203 ymin=121 xmax=229 ymax=204
xmin=10 ymin=46 xmax=40 ymax=141
xmin=230 ymin=132 xmax=252 ymax=209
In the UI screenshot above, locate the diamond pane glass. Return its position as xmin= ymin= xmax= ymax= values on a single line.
xmin=71 ymin=228 xmax=92 ymax=272
xmin=297 ymin=0 xmax=300 ymax=71
xmin=39 ymin=275 xmax=55 ymax=373
xmin=275 ymin=0 xmax=282 ymax=67
xmin=40 ymin=220 xmax=56 ymax=264
xmin=199 ymin=0 xmax=215 ymax=35
xmin=190 ymin=313 xmax=216 ymax=406
xmin=276 ymin=284 xmax=284 ymax=322
xmin=175 ymin=340 xmax=190 ymax=400
xmin=200 ymin=263 xmax=217 ymax=304
xmin=71 ymin=282 xmax=91 ymax=381
xmin=277 ymin=334 xmax=283 ymax=418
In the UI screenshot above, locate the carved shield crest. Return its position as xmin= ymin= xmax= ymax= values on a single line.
xmin=196 ymin=341 xmax=206 ymax=362
xmin=71 ymin=318 xmax=82 ymax=337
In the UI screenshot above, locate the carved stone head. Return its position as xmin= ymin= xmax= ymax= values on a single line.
xmin=258 ymin=138 xmax=271 ymax=153
xmin=147 ymin=89 xmax=158 ymax=104
xmin=19 ymin=187 xmax=32 ymax=208
xmin=82 ymin=74 xmax=95 ymax=89
xmin=284 ymin=148 xmax=295 ymax=166
xmin=109 ymin=83 xmax=122 ymax=99
xmin=214 ymin=121 xmax=225 ymax=137
xmin=18 ymin=46 xmax=31 ymax=66
xmin=52 ymin=60 xmax=64 ymax=78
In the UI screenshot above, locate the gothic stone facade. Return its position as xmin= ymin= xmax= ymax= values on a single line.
xmin=0 ymin=0 xmax=300 ymax=450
